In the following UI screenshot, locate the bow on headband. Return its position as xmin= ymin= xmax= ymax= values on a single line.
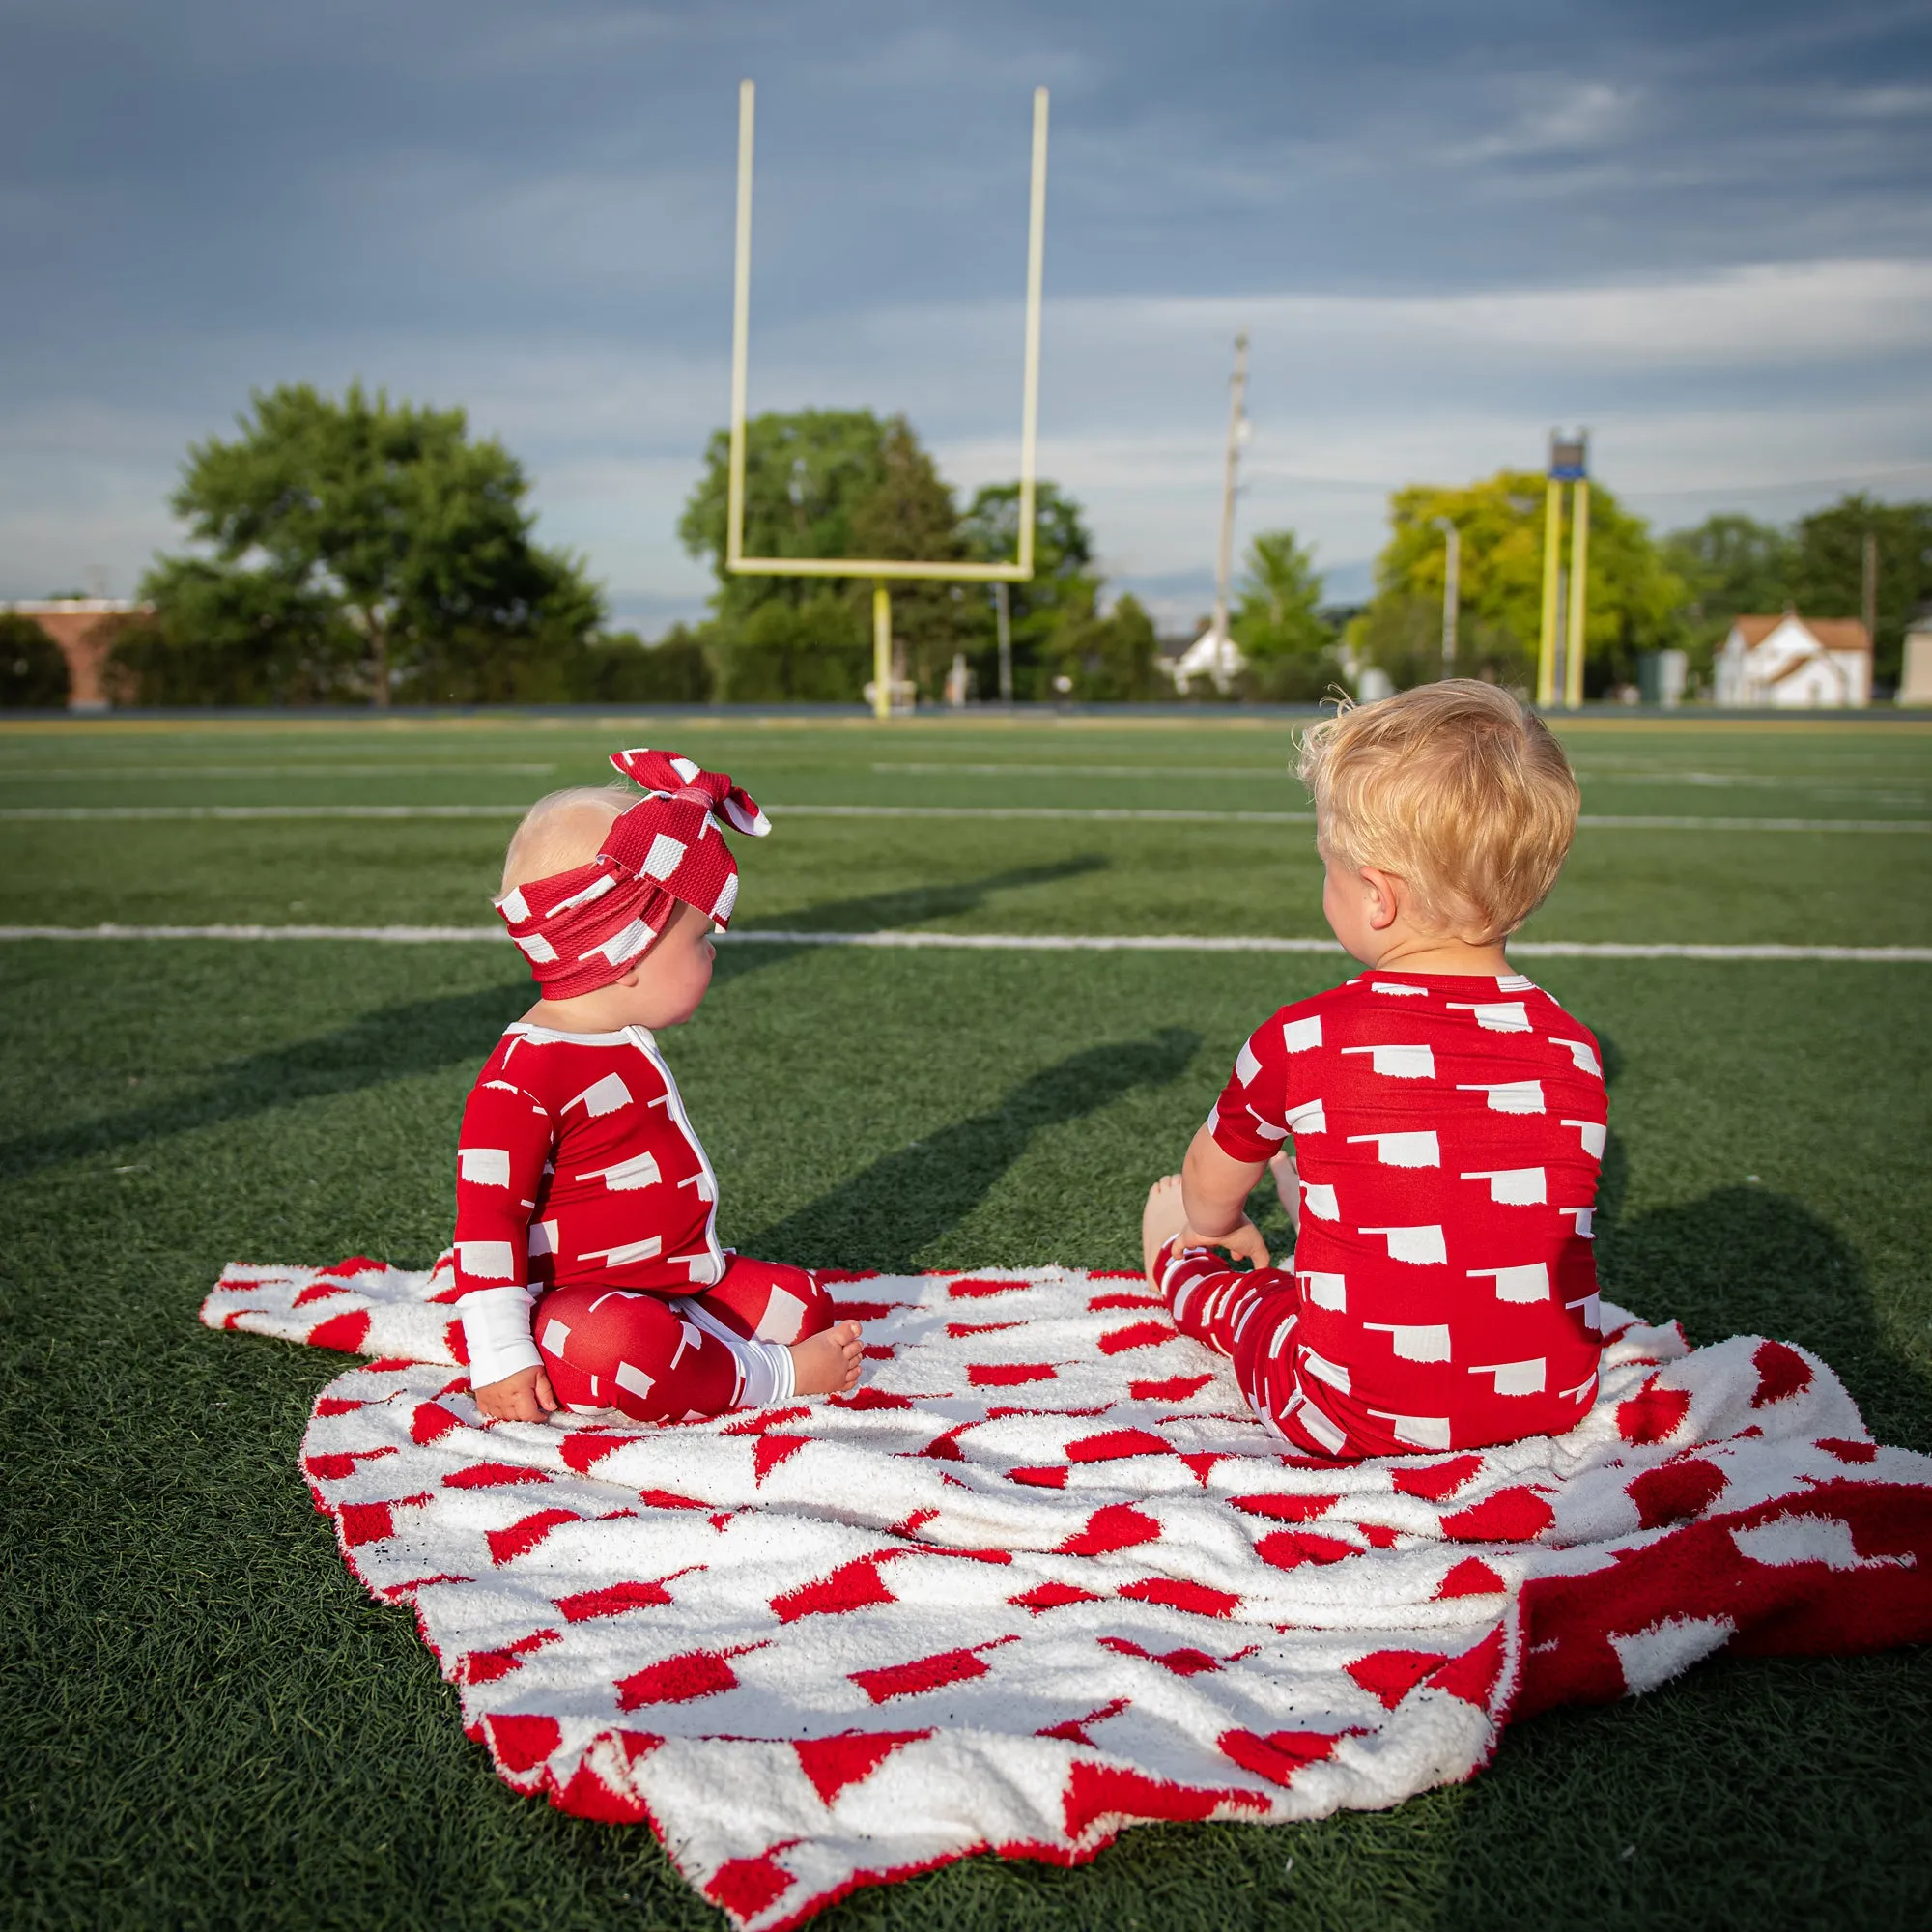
xmin=496 ymin=749 xmax=771 ymax=998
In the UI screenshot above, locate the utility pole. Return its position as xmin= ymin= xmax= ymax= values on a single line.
xmin=1862 ymin=529 xmax=1879 ymax=656
xmin=1431 ymin=516 xmax=1460 ymax=676
xmin=995 ymin=581 xmax=1013 ymax=704
xmin=1209 ymin=331 xmax=1250 ymax=683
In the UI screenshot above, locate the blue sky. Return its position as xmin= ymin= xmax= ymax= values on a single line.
xmin=4 ymin=0 xmax=1929 ymax=629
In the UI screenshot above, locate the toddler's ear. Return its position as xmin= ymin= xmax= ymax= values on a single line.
xmin=1360 ymin=865 xmax=1403 ymax=932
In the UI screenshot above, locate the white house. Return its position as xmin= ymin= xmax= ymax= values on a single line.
xmin=1714 ymin=613 xmax=1871 ymax=708
xmin=1164 ymin=622 xmax=1245 ymax=695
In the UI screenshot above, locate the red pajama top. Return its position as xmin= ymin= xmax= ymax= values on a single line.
xmin=1209 ymin=970 xmax=1606 ymax=1458
xmin=451 ymin=1023 xmax=725 ymax=1381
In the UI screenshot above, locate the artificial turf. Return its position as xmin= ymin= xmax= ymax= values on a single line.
xmin=3 ymin=712 xmax=1930 ymax=1931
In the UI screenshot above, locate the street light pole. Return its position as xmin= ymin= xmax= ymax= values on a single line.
xmin=994 ymin=581 xmax=1013 ymax=704
xmin=1431 ymin=516 xmax=1460 ymax=677
xmin=1862 ymin=529 xmax=1879 ymax=658
xmin=1210 ymin=331 xmax=1250 ymax=683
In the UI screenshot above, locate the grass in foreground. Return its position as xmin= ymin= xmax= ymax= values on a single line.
xmin=3 ymin=715 xmax=1930 ymax=1931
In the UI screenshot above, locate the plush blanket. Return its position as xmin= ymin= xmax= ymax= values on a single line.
xmin=203 ymin=1256 xmax=1932 ymax=1932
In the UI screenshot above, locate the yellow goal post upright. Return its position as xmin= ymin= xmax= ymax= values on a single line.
xmin=1536 ymin=430 xmax=1590 ymax=710
xmin=724 ymin=79 xmax=1050 ymax=719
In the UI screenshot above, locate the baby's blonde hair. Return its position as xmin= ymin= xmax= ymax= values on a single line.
xmin=1296 ymin=680 xmax=1579 ymax=944
xmin=499 ymin=783 xmax=630 ymax=895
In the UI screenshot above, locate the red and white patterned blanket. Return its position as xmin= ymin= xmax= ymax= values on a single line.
xmin=203 ymin=1255 xmax=1932 ymax=1932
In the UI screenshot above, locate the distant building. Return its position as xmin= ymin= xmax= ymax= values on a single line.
xmin=1899 ymin=610 xmax=1932 ymax=707
xmin=3 ymin=599 xmax=150 ymax=711
xmin=1162 ymin=622 xmax=1245 ymax=696
xmin=1713 ymin=612 xmax=1871 ymax=709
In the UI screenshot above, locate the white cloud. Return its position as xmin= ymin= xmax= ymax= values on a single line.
xmin=5 ymin=258 xmax=1930 ymax=611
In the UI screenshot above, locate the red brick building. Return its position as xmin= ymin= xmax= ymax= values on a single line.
xmin=3 ymin=600 xmax=151 ymax=709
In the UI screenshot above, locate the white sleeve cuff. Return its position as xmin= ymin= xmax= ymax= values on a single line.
xmin=461 ymin=1284 xmax=542 ymax=1388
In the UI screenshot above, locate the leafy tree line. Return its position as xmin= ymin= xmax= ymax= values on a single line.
xmin=74 ymin=381 xmax=1929 ymax=707
xmin=1232 ymin=480 xmax=1931 ymax=701
xmin=104 ymin=388 xmax=1161 ymax=707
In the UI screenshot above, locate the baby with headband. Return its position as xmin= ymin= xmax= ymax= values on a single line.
xmin=451 ymin=749 xmax=863 ymax=1424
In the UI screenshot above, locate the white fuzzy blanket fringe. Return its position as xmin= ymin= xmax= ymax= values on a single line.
xmin=203 ymin=1255 xmax=1932 ymax=1931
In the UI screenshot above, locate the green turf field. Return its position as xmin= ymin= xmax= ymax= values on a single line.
xmin=4 ymin=712 xmax=1930 ymax=1930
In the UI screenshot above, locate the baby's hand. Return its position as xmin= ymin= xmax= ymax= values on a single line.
xmin=474 ymin=1365 xmax=559 ymax=1423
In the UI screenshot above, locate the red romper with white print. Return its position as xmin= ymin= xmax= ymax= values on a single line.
xmin=1160 ymin=970 xmax=1606 ymax=1460
xmin=450 ymin=1022 xmax=834 ymax=1420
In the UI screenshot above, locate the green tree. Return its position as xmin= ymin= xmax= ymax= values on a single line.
xmin=1660 ymin=514 xmax=1794 ymax=679
xmin=679 ymin=413 xmax=1128 ymax=702
xmin=680 ymin=409 xmax=979 ymax=697
xmin=1227 ymin=528 xmax=1341 ymax=698
xmin=110 ymin=562 xmax=360 ymax=705
xmin=575 ymin=626 xmax=716 ymax=704
xmin=718 ymin=593 xmax=872 ymax=702
xmin=145 ymin=383 xmax=603 ymax=706
xmin=1788 ymin=495 xmax=1932 ymax=689
xmin=847 ymin=417 xmax=976 ymax=697
xmin=679 ymin=409 xmax=893 ymax=623
xmin=1350 ymin=471 xmax=1686 ymax=695
xmin=958 ymin=481 xmax=1100 ymax=698
xmin=1042 ymin=586 xmax=1164 ymax=700
xmin=0 ymin=614 xmax=71 ymax=707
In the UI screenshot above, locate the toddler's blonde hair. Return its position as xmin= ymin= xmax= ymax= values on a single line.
xmin=499 ymin=783 xmax=630 ymax=895
xmin=1296 ymin=679 xmax=1579 ymax=944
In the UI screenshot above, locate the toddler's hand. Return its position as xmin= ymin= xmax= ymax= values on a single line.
xmin=1182 ymin=1216 xmax=1271 ymax=1270
xmin=474 ymin=1365 xmax=559 ymax=1423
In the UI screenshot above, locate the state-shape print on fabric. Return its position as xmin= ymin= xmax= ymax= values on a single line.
xmin=203 ymin=1258 xmax=1932 ymax=1932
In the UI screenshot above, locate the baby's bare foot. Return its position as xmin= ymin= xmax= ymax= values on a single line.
xmin=1142 ymin=1173 xmax=1188 ymax=1284
xmin=790 ymin=1320 xmax=864 ymax=1397
xmin=1269 ymin=1151 xmax=1300 ymax=1234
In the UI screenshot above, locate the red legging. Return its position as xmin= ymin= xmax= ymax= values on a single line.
xmin=534 ymin=1254 xmax=833 ymax=1422
xmin=1157 ymin=1240 xmax=1356 ymax=1459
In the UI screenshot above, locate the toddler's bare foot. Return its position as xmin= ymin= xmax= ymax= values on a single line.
xmin=1269 ymin=1151 xmax=1300 ymax=1234
xmin=789 ymin=1320 xmax=864 ymax=1397
xmin=1142 ymin=1173 xmax=1188 ymax=1285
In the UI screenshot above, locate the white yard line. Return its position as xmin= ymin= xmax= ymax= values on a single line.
xmin=3 ymin=803 xmax=1928 ymax=832
xmin=1 ymin=924 xmax=1926 ymax=962
xmin=0 ymin=804 xmax=526 ymax=819
xmin=0 ymin=762 xmax=556 ymax=780
xmin=880 ymin=760 xmax=1932 ymax=804
xmin=871 ymin=761 xmax=1292 ymax=779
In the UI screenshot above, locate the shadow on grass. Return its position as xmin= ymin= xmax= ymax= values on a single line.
xmin=710 ymin=854 xmax=1113 ymax=989
xmin=0 ymin=980 xmax=531 ymax=1181
xmin=1431 ymin=1171 xmax=1932 ymax=1931
xmin=737 ymin=1026 xmax=1201 ymax=1272
xmin=734 ymin=853 xmax=1109 ymax=936
xmin=1590 ymin=1023 xmax=1925 ymax=1444
xmin=1598 ymin=1182 xmax=1930 ymax=1453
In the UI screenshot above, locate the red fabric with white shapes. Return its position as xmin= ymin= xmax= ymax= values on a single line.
xmin=539 ymin=1257 xmax=834 ymax=1422
xmin=497 ymin=748 xmax=769 ymax=998
xmin=453 ymin=1023 xmax=734 ymax=1380
xmin=1209 ymin=970 xmax=1607 ymax=1458
xmin=204 ymin=1259 xmax=1932 ymax=1932
xmin=1160 ymin=1245 xmax=1346 ymax=1458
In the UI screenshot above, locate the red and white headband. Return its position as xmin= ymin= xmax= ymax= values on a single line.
xmin=495 ymin=749 xmax=770 ymax=998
